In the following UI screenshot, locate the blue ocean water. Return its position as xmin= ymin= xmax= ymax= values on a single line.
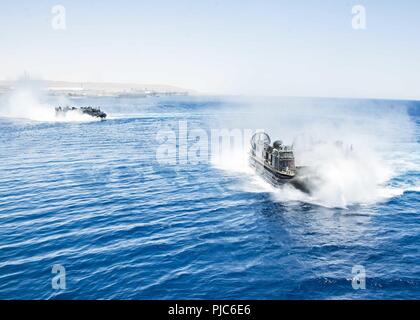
xmin=0 ymin=95 xmax=419 ymax=299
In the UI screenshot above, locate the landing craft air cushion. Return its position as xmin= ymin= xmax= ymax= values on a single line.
xmin=249 ymin=132 xmax=311 ymax=193
xmin=55 ymin=106 xmax=107 ymax=119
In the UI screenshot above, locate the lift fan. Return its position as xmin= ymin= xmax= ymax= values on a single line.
xmin=251 ymin=132 xmax=271 ymax=148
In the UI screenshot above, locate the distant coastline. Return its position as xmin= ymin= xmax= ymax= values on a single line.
xmin=0 ymin=80 xmax=193 ymax=98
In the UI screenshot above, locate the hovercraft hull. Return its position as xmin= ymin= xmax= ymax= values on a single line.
xmin=249 ymin=155 xmax=311 ymax=194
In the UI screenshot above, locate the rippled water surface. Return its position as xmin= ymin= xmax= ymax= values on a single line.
xmin=0 ymin=95 xmax=419 ymax=299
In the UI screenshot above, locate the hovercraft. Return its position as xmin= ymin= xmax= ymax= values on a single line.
xmin=55 ymin=106 xmax=107 ymax=119
xmin=249 ymin=132 xmax=311 ymax=193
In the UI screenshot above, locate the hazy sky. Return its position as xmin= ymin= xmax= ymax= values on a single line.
xmin=1 ymin=0 xmax=419 ymax=99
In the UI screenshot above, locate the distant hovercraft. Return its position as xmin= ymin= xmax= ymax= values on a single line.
xmin=55 ymin=106 xmax=107 ymax=119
